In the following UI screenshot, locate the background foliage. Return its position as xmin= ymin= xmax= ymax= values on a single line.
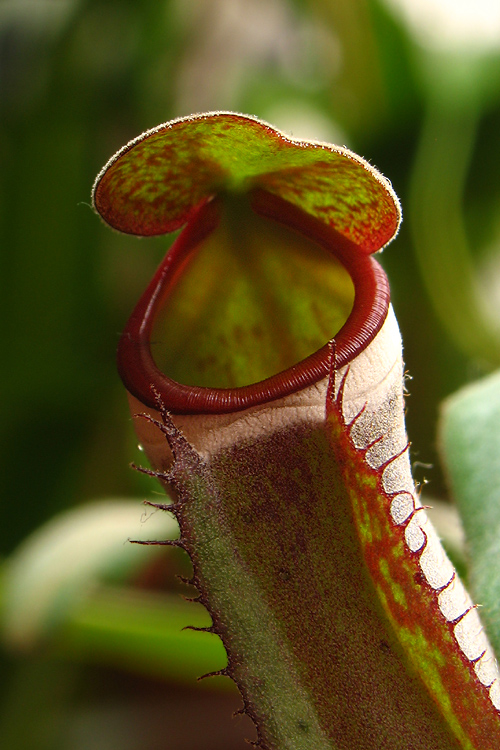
xmin=2 ymin=1 xmax=500 ymax=748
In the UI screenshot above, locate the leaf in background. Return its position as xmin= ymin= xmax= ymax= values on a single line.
xmin=2 ymin=500 xmax=177 ymax=650
xmin=439 ymin=370 xmax=500 ymax=657
xmin=94 ymin=112 xmax=500 ymax=749
xmin=60 ymin=586 xmax=229 ymax=688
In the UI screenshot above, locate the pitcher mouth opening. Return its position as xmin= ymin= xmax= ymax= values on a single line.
xmin=117 ymin=189 xmax=390 ymax=415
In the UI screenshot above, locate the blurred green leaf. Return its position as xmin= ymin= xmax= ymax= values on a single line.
xmin=410 ymin=102 xmax=500 ymax=367
xmin=2 ymin=500 xmax=178 ymax=650
xmin=439 ymin=370 xmax=500 ymax=654
xmin=61 ymin=586 xmax=229 ymax=688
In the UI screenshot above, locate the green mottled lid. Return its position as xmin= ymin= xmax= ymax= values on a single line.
xmin=92 ymin=111 xmax=401 ymax=255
